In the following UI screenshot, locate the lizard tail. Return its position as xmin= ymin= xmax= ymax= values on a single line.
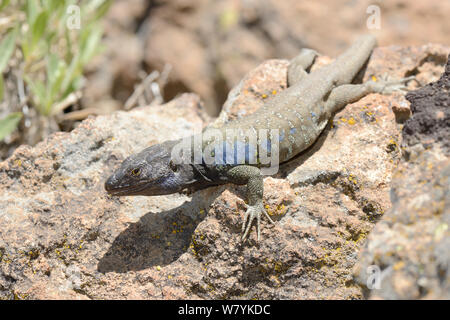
xmin=332 ymin=34 xmax=377 ymax=85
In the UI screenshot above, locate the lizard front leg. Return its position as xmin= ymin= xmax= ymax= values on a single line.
xmin=226 ymin=165 xmax=274 ymax=241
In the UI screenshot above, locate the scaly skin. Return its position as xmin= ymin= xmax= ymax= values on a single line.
xmin=105 ymin=35 xmax=413 ymax=242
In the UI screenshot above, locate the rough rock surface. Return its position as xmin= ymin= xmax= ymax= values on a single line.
xmin=354 ymin=55 xmax=450 ymax=299
xmin=0 ymin=45 xmax=448 ymax=299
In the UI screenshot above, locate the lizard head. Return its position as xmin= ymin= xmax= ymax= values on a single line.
xmin=105 ymin=140 xmax=196 ymax=196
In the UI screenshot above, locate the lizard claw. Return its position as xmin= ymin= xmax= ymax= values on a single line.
xmin=241 ymin=202 xmax=275 ymax=242
xmin=370 ymin=74 xmax=416 ymax=94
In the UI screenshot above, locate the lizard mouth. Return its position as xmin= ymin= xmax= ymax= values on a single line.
xmin=105 ymin=180 xmax=152 ymax=196
xmin=105 ymin=175 xmax=168 ymax=196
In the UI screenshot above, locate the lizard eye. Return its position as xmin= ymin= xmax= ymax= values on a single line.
xmin=130 ymin=168 xmax=141 ymax=176
xmin=169 ymin=160 xmax=178 ymax=172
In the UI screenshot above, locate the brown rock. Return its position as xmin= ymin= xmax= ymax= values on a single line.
xmin=353 ymin=54 xmax=450 ymax=300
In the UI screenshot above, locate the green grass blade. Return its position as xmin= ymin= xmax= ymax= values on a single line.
xmin=0 ymin=28 xmax=17 ymax=73
xmin=24 ymin=76 xmax=47 ymax=115
xmin=26 ymin=0 xmax=38 ymax=26
xmin=94 ymin=0 xmax=113 ymax=20
xmin=80 ymin=26 xmax=102 ymax=65
xmin=0 ymin=0 xmax=10 ymax=11
xmin=0 ymin=74 xmax=4 ymax=101
xmin=0 ymin=112 xmax=22 ymax=141
xmin=31 ymin=11 xmax=49 ymax=49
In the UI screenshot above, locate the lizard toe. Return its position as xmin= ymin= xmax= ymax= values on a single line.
xmin=241 ymin=202 xmax=272 ymax=242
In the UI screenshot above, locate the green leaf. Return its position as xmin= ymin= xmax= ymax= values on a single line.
xmin=93 ymin=0 xmax=112 ymax=20
xmin=47 ymin=53 xmax=60 ymax=85
xmin=64 ymin=27 xmax=73 ymax=61
xmin=21 ymin=40 xmax=30 ymax=62
xmin=0 ymin=112 xmax=22 ymax=141
xmin=0 ymin=28 xmax=17 ymax=73
xmin=25 ymin=76 xmax=47 ymax=114
xmin=71 ymin=75 xmax=84 ymax=91
xmin=79 ymin=26 xmax=102 ymax=65
xmin=0 ymin=0 xmax=10 ymax=11
xmin=47 ymin=53 xmax=67 ymax=103
xmin=61 ymin=51 xmax=81 ymax=96
xmin=85 ymin=0 xmax=106 ymax=13
xmin=42 ymin=0 xmax=64 ymax=12
xmin=31 ymin=11 xmax=49 ymax=49
xmin=0 ymin=74 xmax=4 ymax=101
xmin=26 ymin=0 xmax=38 ymax=26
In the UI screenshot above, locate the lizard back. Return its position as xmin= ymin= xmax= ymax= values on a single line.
xmin=201 ymin=35 xmax=377 ymax=165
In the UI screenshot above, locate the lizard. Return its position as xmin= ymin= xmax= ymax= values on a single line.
xmin=105 ymin=34 xmax=413 ymax=242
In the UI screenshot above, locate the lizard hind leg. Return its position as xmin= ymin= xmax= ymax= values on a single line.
xmin=369 ymin=74 xmax=416 ymax=94
xmin=324 ymin=75 xmax=416 ymax=113
xmin=287 ymin=48 xmax=318 ymax=86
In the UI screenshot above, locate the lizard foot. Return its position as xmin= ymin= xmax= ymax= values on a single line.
xmin=241 ymin=201 xmax=275 ymax=242
xmin=369 ymin=75 xmax=416 ymax=94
